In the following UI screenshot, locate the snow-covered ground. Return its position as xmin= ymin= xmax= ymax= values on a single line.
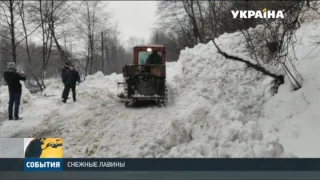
xmin=259 ymin=20 xmax=320 ymax=157
xmin=0 ymin=18 xmax=319 ymax=158
xmin=0 ymin=86 xmax=58 ymax=138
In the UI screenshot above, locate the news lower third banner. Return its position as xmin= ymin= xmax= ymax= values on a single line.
xmin=1 ymin=158 xmax=320 ymax=171
xmin=2 ymin=138 xmax=320 ymax=171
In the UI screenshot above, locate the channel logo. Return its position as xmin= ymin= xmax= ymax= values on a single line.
xmin=24 ymin=138 xmax=63 ymax=158
xmin=231 ymin=8 xmax=285 ymax=19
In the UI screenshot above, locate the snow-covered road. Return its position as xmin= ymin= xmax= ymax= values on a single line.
xmin=0 ymin=85 xmax=58 ymax=138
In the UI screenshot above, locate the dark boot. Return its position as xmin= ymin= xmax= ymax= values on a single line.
xmin=14 ymin=117 xmax=22 ymax=120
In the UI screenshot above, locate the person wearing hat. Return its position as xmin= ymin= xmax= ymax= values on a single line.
xmin=2 ymin=62 xmax=26 ymax=120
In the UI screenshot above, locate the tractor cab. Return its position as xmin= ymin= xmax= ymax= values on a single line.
xmin=117 ymin=45 xmax=168 ymax=107
xmin=133 ymin=45 xmax=166 ymax=65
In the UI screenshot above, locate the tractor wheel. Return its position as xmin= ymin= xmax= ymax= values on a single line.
xmin=124 ymin=98 xmax=132 ymax=107
xmin=163 ymin=84 xmax=168 ymax=106
xmin=124 ymin=101 xmax=130 ymax=107
xmin=157 ymin=85 xmax=168 ymax=107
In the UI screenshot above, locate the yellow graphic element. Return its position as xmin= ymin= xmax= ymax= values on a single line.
xmin=39 ymin=138 xmax=63 ymax=158
xmin=262 ymin=8 xmax=267 ymax=13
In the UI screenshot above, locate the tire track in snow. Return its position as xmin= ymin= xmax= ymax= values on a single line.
xmin=29 ymin=95 xmax=174 ymax=157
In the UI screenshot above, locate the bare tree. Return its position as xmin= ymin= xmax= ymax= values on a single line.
xmin=99 ymin=25 xmax=117 ymax=74
xmin=156 ymin=0 xmax=308 ymax=91
xmin=181 ymin=0 xmax=203 ymax=43
xmin=157 ymin=1 xmax=194 ymax=46
xmin=126 ymin=36 xmax=145 ymax=49
xmin=150 ymin=30 xmax=181 ymax=61
xmin=101 ymin=31 xmax=104 ymax=73
xmin=47 ymin=0 xmax=78 ymax=66
xmin=39 ymin=0 xmax=53 ymax=88
xmin=241 ymin=1 xmax=305 ymax=90
xmin=18 ymin=0 xmax=43 ymax=91
xmin=0 ymin=28 xmax=11 ymax=64
xmin=100 ymin=26 xmax=134 ymax=74
xmin=0 ymin=0 xmax=31 ymax=63
xmin=75 ymin=1 xmax=104 ymax=76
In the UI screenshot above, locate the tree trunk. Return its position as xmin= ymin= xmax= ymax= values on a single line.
xmin=105 ymin=40 xmax=110 ymax=74
xmin=40 ymin=0 xmax=46 ymax=81
xmin=19 ymin=0 xmax=43 ymax=91
xmin=182 ymin=0 xmax=203 ymax=43
xmin=101 ymin=31 xmax=104 ymax=73
xmin=9 ymin=0 xmax=16 ymax=63
xmin=50 ymin=0 xmax=69 ymax=63
xmin=90 ymin=35 xmax=94 ymax=75
xmin=196 ymin=1 xmax=205 ymax=41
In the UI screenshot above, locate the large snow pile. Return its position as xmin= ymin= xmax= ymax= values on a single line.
xmin=27 ymin=25 xmax=298 ymax=158
xmin=42 ymin=78 xmax=65 ymax=97
xmin=135 ymin=40 xmax=289 ymax=158
xmin=79 ymin=72 xmax=123 ymax=97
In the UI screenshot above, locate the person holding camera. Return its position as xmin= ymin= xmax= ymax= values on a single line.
xmin=3 ymin=62 xmax=26 ymax=120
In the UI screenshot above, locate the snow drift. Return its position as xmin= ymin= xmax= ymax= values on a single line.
xmin=135 ymin=38 xmax=290 ymax=158
xmin=259 ymin=20 xmax=320 ymax=157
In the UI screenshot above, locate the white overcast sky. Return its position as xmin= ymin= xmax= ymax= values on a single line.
xmin=108 ymin=1 xmax=158 ymax=42
xmin=26 ymin=1 xmax=158 ymax=53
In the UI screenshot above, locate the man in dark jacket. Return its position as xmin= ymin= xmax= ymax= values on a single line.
xmin=61 ymin=62 xmax=70 ymax=81
xmin=62 ymin=65 xmax=80 ymax=103
xmin=146 ymin=50 xmax=162 ymax=65
xmin=3 ymin=62 xmax=26 ymax=120
xmin=61 ymin=62 xmax=70 ymax=99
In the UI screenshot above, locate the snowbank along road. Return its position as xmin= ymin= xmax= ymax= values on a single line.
xmin=1 ymin=18 xmax=320 ymax=158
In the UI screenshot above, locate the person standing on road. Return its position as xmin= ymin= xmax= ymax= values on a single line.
xmin=2 ymin=62 xmax=26 ymax=120
xmin=62 ymin=65 xmax=80 ymax=103
xmin=61 ymin=62 xmax=70 ymax=99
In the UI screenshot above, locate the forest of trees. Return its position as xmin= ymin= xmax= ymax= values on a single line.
xmin=150 ymin=0 xmax=319 ymax=90
xmin=151 ymin=1 xmax=317 ymax=61
xmin=0 ymin=0 xmax=135 ymax=90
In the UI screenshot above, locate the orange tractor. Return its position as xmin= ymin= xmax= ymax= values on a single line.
xmin=117 ymin=45 xmax=168 ymax=107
